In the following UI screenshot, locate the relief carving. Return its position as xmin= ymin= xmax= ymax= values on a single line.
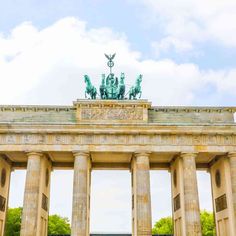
xmin=6 ymin=135 xmax=15 ymax=144
xmin=38 ymin=135 xmax=46 ymax=144
xmin=81 ymin=108 xmax=143 ymax=120
xmin=23 ymin=135 xmax=30 ymax=143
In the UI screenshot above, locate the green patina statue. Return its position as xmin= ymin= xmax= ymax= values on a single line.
xmin=84 ymin=53 xmax=142 ymax=100
xmin=129 ymin=74 xmax=142 ymax=99
xmin=84 ymin=75 xmax=97 ymax=99
xmin=118 ymin=72 xmax=125 ymax=100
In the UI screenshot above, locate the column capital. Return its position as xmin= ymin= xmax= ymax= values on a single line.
xmin=26 ymin=152 xmax=43 ymax=158
xmin=180 ymin=152 xmax=198 ymax=158
xmin=134 ymin=151 xmax=151 ymax=158
xmin=73 ymin=151 xmax=90 ymax=158
xmin=228 ymin=152 xmax=236 ymax=158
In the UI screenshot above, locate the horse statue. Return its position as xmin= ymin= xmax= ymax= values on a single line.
xmin=100 ymin=74 xmax=107 ymax=99
xmin=84 ymin=75 xmax=97 ymax=99
xmin=128 ymin=74 xmax=142 ymax=99
xmin=117 ymin=73 xmax=126 ymax=100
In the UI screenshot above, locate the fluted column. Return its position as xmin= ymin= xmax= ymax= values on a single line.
xmin=229 ymin=152 xmax=236 ymax=227
xmin=132 ymin=152 xmax=152 ymax=236
xmin=0 ymin=156 xmax=11 ymax=236
xmin=181 ymin=152 xmax=201 ymax=236
xmin=21 ymin=152 xmax=42 ymax=236
xmin=171 ymin=153 xmax=201 ymax=236
xmin=20 ymin=152 xmax=51 ymax=236
xmin=71 ymin=151 xmax=91 ymax=236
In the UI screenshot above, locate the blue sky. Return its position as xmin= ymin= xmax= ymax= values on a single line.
xmin=1 ymin=0 xmax=236 ymax=233
xmin=1 ymin=0 xmax=236 ymax=69
xmin=0 ymin=0 xmax=236 ymax=107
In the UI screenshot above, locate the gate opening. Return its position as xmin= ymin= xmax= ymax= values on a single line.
xmin=9 ymin=170 xmax=26 ymax=209
xmin=197 ymin=171 xmax=215 ymax=233
xmin=49 ymin=170 xmax=73 ymax=221
xmin=150 ymin=171 xmax=172 ymax=230
xmin=90 ymin=170 xmax=131 ymax=234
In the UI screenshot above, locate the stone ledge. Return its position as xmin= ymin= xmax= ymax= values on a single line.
xmin=0 ymin=105 xmax=75 ymax=112
xmin=151 ymin=106 xmax=236 ymax=113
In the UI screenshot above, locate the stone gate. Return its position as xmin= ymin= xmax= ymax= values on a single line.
xmin=0 ymin=99 xmax=236 ymax=236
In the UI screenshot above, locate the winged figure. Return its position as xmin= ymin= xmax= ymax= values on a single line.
xmin=105 ymin=53 xmax=116 ymax=60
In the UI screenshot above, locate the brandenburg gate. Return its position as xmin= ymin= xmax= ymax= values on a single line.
xmin=0 ymin=99 xmax=235 ymax=236
xmin=0 ymin=55 xmax=236 ymax=236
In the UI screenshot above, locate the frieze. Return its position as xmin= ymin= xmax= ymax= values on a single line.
xmin=81 ymin=108 xmax=143 ymax=120
xmin=0 ymin=133 xmax=236 ymax=146
xmin=74 ymin=99 xmax=151 ymax=123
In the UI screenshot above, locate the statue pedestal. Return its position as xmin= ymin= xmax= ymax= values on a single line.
xmin=73 ymin=99 xmax=151 ymax=124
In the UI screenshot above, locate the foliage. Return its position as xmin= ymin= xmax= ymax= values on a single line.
xmin=200 ymin=210 xmax=216 ymax=236
xmin=5 ymin=208 xmax=70 ymax=236
xmin=152 ymin=210 xmax=216 ymax=236
xmin=152 ymin=216 xmax=173 ymax=235
xmin=5 ymin=207 xmax=22 ymax=236
xmin=48 ymin=214 xmax=71 ymax=235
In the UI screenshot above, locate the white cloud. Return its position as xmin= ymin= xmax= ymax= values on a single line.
xmin=139 ymin=0 xmax=236 ymax=53
xmin=0 ymin=17 xmax=235 ymax=106
xmin=152 ymin=36 xmax=193 ymax=56
xmin=203 ymin=69 xmax=236 ymax=95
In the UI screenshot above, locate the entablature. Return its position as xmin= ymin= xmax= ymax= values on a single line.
xmin=0 ymin=100 xmax=235 ymax=124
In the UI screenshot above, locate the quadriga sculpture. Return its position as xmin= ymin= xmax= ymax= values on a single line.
xmin=83 ymin=53 xmax=143 ymax=100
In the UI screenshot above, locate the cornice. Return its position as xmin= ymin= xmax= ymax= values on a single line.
xmin=0 ymin=104 xmax=235 ymax=113
xmin=151 ymin=106 xmax=236 ymax=113
xmin=0 ymin=105 xmax=75 ymax=112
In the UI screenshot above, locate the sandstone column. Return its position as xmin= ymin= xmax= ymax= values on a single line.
xmin=171 ymin=153 xmax=201 ymax=236
xmin=0 ymin=156 xmax=11 ymax=236
xmin=210 ymin=155 xmax=236 ymax=236
xmin=229 ymin=152 xmax=236 ymax=224
xmin=20 ymin=152 xmax=51 ymax=236
xmin=131 ymin=152 xmax=152 ymax=236
xmin=71 ymin=151 xmax=91 ymax=236
xmin=228 ymin=152 xmax=236 ymax=234
xmin=182 ymin=153 xmax=201 ymax=236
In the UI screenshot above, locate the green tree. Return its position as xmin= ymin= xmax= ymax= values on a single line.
xmin=200 ymin=210 xmax=216 ymax=236
xmin=152 ymin=216 xmax=173 ymax=235
xmin=152 ymin=210 xmax=216 ymax=236
xmin=48 ymin=214 xmax=71 ymax=235
xmin=5 ymin=207 xmax=22 ymax=236
xmin=5 ymin=208 xmax=71 ymax=236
